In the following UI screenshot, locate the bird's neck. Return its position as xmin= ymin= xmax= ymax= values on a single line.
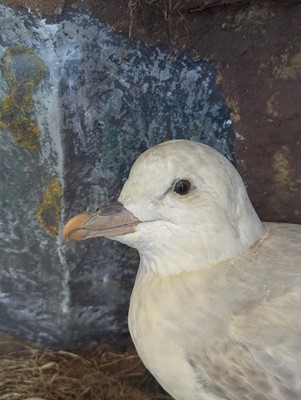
xmin=137 ymin=216 xmax=266 ymax=277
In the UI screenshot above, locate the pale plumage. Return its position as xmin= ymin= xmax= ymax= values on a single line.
xmin=63 ymin=140 xmax=301 ymax=400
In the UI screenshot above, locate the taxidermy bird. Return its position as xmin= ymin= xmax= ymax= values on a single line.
xmin=63 ymin=139 xmax=301 ymax=400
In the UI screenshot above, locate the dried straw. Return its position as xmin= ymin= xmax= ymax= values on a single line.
xmin=0 ymin=339 xmax=170 ymax=400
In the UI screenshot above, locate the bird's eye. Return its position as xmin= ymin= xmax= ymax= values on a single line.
xmin=174 ymin=180 xmax=191 ymax=195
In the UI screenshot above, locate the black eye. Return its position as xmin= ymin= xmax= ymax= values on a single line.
xmin=174 ymin=180 xmax=191 ymax=195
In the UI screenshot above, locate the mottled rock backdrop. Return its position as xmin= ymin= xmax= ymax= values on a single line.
xmin=0 ymin=0 xmax=300 ymax=347
xmin=0 ymin=3 xmax=235 ymax=346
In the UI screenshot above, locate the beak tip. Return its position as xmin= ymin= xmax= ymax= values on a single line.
xmin=62 ymin=213 xmax=90 ymax=241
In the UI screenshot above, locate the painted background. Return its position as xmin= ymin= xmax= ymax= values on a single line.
xmin=0 ymin=3 xmax=234 ymax=346
xmin=0 ymin=0 xmax=300 ymax=347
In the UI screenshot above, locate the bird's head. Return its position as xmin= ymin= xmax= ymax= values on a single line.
xmin=63 ymin=140 xmax=265 ymax=275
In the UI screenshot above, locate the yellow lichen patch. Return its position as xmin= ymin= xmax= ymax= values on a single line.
xmin=9 ymin=117 xmax=40 ymax=150
xmin=225 ymin=97 xmax=241 ymax=123
xmin=1 ymin=45 xmax=46 ymax=86
xmin=36 ymin=178 xmax=63 ymax=237
xmin=216 ymin=69 xmax=223 ymax=85
xmin=269 ymin=146 xmax=299 ymax=214
xmin=271 ymin=47 xmax=301 ymax=81
xmin=266 ymin=93 xmax=279 ymax=118
xmin=0 ymin=45 xmax=46 ymax=150
xmin=0 ymin=86 xmax=34 ymax=118
xmin=233 ymin=4 xmax=275 ymax=30
xmin=272 ymin=147 xmax=297 ymax=193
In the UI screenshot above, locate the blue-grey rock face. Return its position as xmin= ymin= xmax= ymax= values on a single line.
xmin=0 ymin=4 xmax=234 ymax=346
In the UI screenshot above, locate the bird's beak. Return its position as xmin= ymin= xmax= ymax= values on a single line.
xmin=63 ymin=203 xmax=141 ymax=241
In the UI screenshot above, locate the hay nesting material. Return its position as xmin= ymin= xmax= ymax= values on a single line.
xmin=0 ymin=348 xmax=170 ymax=400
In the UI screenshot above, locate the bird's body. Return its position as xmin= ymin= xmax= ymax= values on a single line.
xmin=63 ymin=140 xmax=301 ymax=400
xmin=129 ymin=222 xmax=301 ymax=400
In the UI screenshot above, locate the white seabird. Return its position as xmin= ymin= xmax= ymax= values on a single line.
xmin=63 ymin=139 xmax=301 ymax=400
